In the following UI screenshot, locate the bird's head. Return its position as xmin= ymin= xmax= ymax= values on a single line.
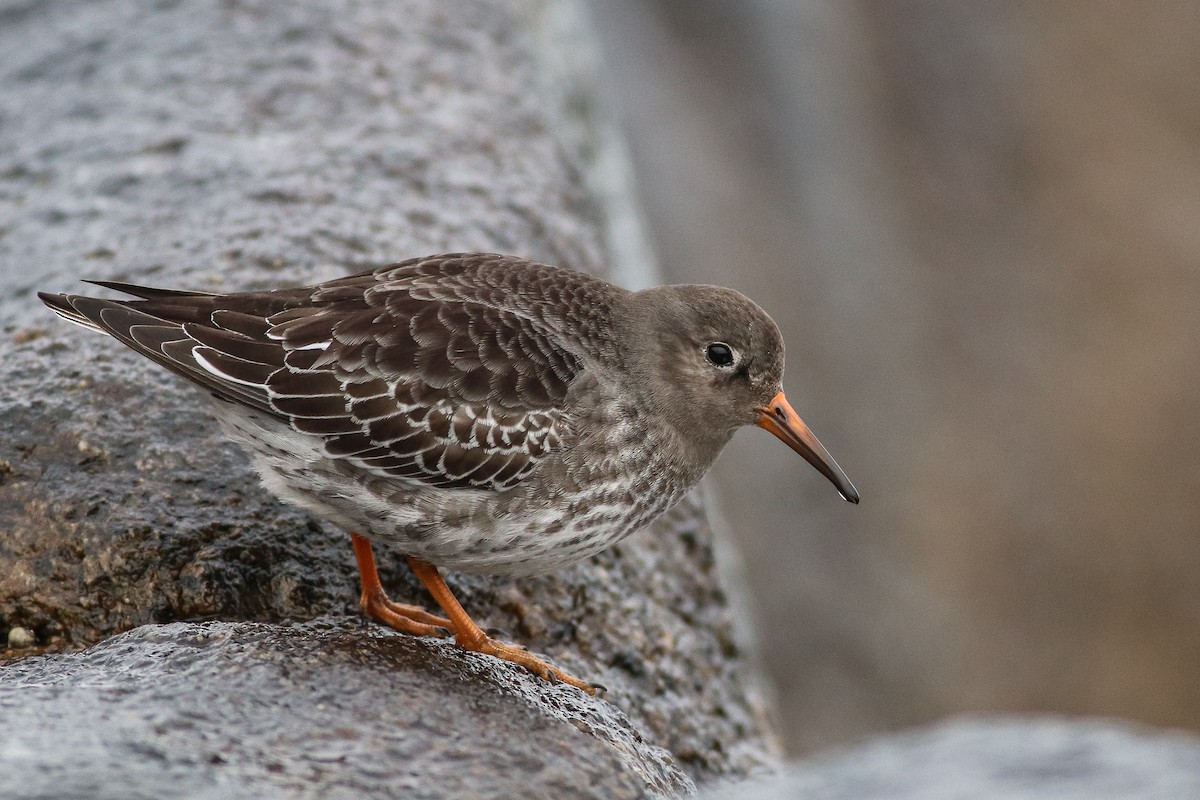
xmin=620 ymin=283 xmax=859 ymax=503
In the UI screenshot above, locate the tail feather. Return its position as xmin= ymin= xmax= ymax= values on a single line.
xmin=37 ymin=291 xmax=105 ymax=332
xmin=36 ymin=289 xmax=276 ymax=414
xmin=82 ymin=279 xmax=218 ymax=300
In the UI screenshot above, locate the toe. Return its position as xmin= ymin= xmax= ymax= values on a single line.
xmin=466 ymin=636 xmax=596 ymax=693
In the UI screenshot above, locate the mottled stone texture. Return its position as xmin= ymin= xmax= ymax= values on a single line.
xmin=0 ymin=0 xmax=778 ymax=794
xmin=0 ymin=621 xmax=688 ymax=800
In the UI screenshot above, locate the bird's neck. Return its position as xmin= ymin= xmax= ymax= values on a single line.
xmin=620 ymin=383 xmax=735 ymax=483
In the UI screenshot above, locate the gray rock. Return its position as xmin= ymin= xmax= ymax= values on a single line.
xmin=0 ymin=0 xmax=777 ymax=792
xmin=0 ymin=620 xmax=690 ymax=800
xmin=707 ymin=717 xmax=1200 ymax=800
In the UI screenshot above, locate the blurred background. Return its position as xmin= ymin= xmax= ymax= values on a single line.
xmin=587 ymin=1 xmax=1200 ymax=755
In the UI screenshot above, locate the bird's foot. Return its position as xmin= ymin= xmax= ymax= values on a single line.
xmin=405 ymin=555 xmax=601 ymax=695
xmin=351 ymin=532 xmax=451 ymax=636
xmin=360 ymin=590 xmax=452 ymax=638
xmin=457 ymin=630 xmax=598 ymax=694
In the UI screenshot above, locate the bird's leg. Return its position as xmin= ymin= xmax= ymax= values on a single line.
xmin=350 ymin=532 xmax=451 ymax=636
xmin=406 ymin=556 xmax=598 ymax=695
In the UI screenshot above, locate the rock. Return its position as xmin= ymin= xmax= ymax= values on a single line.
xmin=0 ymin=0 xmax=778 ymax=792
xmin=706 ymin=716 xmax=1200 ymax=800
xmin=0 ymin=620 xmax=691 ymax=800
xmin=5 ymin=626 xmax=34 ymax=649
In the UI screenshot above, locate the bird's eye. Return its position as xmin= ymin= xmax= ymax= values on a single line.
xmin=705 ymin=342 xmax=735 ymax=367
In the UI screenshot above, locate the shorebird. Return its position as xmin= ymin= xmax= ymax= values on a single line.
xmin=40 ymin=253 xmax=858 ymax=693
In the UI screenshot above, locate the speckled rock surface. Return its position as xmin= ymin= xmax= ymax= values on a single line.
xmin=705 ymin=717 xmax=1200 ymax=800
xmin=0 ymin=620 xmax=689 ymax=800
xmin=0 ymin=0 xmax=778 ymax=791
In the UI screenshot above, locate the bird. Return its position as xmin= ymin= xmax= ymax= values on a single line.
xmin=39 ymin=253 xmax=859 ymax=693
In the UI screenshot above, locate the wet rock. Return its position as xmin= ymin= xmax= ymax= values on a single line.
xmin=707 ymin=717 xmax=1200 ymax=800
xmin=0 ymin=620 xmax=691 ymax=800
xmin=0 ymin=0 xmax=779 ymax=791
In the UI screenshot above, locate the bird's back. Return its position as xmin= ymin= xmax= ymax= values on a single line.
xmin=41 ymin=254 xmax=619 ymax=486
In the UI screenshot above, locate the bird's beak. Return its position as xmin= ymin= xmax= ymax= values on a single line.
xmin=756 ymin=391 xmax=860 ymax=504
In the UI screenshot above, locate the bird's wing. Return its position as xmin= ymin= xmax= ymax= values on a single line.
xmin=40 ymin=257 xmax=586 ymax=492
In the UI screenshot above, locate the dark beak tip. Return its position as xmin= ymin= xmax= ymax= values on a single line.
xmin=833 ymin=477 xmax=860 ymax=505
xmin=756 ymin=395 xmax=860 ymax=506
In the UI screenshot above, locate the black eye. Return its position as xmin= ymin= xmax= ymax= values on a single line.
xmin=705 ymin=342 xmax=735 ymax=367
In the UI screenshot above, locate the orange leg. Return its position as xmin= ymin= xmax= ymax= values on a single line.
xmin=407 ymin=556 xmax=597 ymax=695
xmin=350 ymin=532 xmax=451 ymax=636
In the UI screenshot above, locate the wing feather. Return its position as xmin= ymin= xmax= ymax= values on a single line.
xmin=41 ymin=255 xmax=593 ymax=492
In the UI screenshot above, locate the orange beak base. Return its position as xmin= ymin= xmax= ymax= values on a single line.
xmin=756 ymin=392 xmax=860 ymax=503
